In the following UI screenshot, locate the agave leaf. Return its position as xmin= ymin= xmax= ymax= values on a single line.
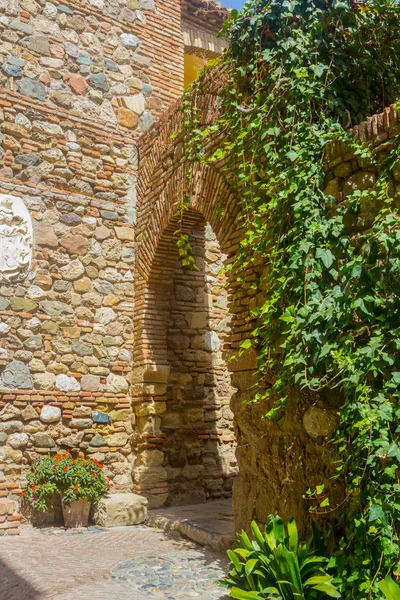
xmin=235 ymin=548 xmax=253 ymax=559
xmin=229 ymin=587 xmax=264 ymax=599
xmin=272 ymin=515 xmax=286 ymax=545
xmin=312 ymin=581 xmax=341 ymax=597
xmin=245 ymin=559 xmax=259 ymax=577
xmin=251 ymin=521 xmax=267 ymax=551
xmin=276 ymin=578 xmax=305 ymax=599
xmin=240 ymin=530 xmax=256 ymax=552
xmin=228 ymin=549 xmax=244 ymax=572
xmin=273 ymin=545 xmax=302 ymax=592
xmin=304 ymin=575 xmax=334 ymax=585
xmin=378 ymin=577 xmax=400 ymax=600
xmin=287 ymin=518 xmax=299 ymax=553
xmin=299 ymin=555 xmax=328 ymax=578
xmin=264 ymin=518 xmax=278 ymax=550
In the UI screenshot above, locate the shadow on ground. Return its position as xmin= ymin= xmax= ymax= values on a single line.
xmin=0 ymin=556 xmax=40 ymax=600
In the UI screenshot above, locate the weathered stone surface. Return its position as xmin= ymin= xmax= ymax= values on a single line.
xmin=122 ymin=94 xmax=145 ymax=115
xmin=39 ymin=301 xmax=74 ymax=316
xmin=95 ymin=308 xmax=117 ymax=325
xmin=117 ymin=107 xmax=139 ymax=130
xmin=106 ymin=432 xmax=129 ymax=446
xmin=90 ymin=434 xmax=106 ymax=447
xmin=92 ymin=493 xmax=147 ymax=527
xmin=185 ymin=312 xmax=207 ymax=329
xmin=80 ymin=375 xmax=100 ymax=392
xmin=60 ymin=233 xmax=88 ymax=255
xmin=69 ymin=419 xmax=92 ymax=428
xmin=55 ymin=374 xmax=80 ymax=392
xmin=120 ymin=33 xmax=140 ymax=48
xmin=0 ymin=405 xmax=21 ymax=421
xmin=0 ymin=421 xmax=23 ymax=434
xmin=2 ymin=361 xmax=33 ymax=389
xmin=59 ymin=214 xmax=82 ymax=226
xmin=115 ymin=226 xmax=135 ymax=241
xmin=60 ymin=259 xmax=85 ymax=281
xmin=343 ymin=171 xmax=377 ymax=197
xmin=58 ymin=433 xmax=84 ymax=447
xmin=32 ymin=432 xmax=55 ymax=448
xmin=40 ymin=405 xmax=61 ymax=423
xmin=89 ymin=74 xmax=109 ymax=92
xmin=21 ymin=405 xmax=38 ymax=421
xmin=8 ymin=433 xmax=29 ymax=449
xmin=10 ymin=297 xmax=38 ymax=313
xmin=106 ymin=373 xmax=129 ymax=393
xmin=33 ymin=372 xmax=56 ymax=390
xmin=23 ymin=335 xmax=43 ymax=351
xmin=303 ymin=407 xmax=337 ymax=439
xmin=18 ymin=78 xmax=47 ymax=101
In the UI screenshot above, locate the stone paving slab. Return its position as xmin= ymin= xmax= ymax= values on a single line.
xmin=147 ymin=499 xmax=235 ymax=551
xmin=0 ymin=525 xmax=230 ymax=600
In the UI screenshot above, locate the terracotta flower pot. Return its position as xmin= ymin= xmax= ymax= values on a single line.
xmin=61 ymin=498 xmax=91 ymax=528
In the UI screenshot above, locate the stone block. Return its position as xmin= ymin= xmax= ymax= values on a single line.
xmin=303 ymin=407 xmax=337 ymax=439
xmin=92 ymin=493 xmax=147 ymax=527
xmin=229 ymin=348 xmax=258 ymax=372
xmin=185 ymin=312 xmax=207 ymax=329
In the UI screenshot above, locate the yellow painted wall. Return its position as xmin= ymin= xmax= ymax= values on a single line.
xmin=184 ymin=53 xmax=207 ymax=88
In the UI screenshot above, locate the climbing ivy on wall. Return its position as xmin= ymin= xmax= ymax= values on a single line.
xmin=181 ymin=0 xmax=400 ymax=597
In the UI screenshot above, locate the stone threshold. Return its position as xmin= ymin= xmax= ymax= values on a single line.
xmin=146 ymin=499 xmax=235 ymax=552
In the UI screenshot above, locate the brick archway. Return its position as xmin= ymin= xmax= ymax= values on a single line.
xmin=134 ymin=67 xmax=367 ymax=529
xmin=132 ymin=144 xmax=254 ymax=507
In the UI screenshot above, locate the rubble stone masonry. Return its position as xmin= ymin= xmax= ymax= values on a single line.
xmin=0 ymin=0 xmax=398 ymax=536
xmin=0 ymin=0 xmax=188 ymax=533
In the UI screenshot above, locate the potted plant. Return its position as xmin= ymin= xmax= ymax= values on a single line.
xmin=21 ymin=450 xmax=112 ymax=528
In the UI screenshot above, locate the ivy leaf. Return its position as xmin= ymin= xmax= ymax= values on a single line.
xmin=369 ymin=504 xmax=386 ymax=524
xmin=316 ymin=248 xmax=334 ymax=269
xmin=286 ymin=150 xmax=299 ymax=162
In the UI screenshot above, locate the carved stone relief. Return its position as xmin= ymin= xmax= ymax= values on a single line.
xmin=0 ymin=194 xmax=33 ymax=283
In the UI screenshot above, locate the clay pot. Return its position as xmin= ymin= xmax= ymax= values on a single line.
xmin=61 ymin=498 xmax=91 ymax=528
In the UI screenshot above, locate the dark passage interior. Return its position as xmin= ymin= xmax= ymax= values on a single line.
xmin=162 ymin=220 xmax=237 ymax=505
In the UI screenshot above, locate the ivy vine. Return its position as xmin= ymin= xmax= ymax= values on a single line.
xmin=180 ymin=0 xmax=400 ymax=597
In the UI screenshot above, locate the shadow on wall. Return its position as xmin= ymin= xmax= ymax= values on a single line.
xmin=163 ymin=219 xmax=237 ymax=506
xmin=0 ymin=556 xmax=40 ymax=600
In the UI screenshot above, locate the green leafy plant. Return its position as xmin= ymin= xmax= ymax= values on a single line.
xmin=21 ymin=451 xmax=112 ymax=511
xmin=180 ymin=0 xmax=400 ymax=596
xmin=378 ymin=577 xmax=400 ymax=600
xmin=217 ymin=515 xmax=340 ymax=599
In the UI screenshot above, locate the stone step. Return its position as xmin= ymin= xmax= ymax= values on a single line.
xmin=146 ymin=499 xmax=235 ymax=552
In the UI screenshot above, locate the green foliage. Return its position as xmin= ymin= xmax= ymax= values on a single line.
xmin=21 ymin=451 xmax=111 ymax=511
xmin=181 ymin=0 xmax=400 ymax=597
xmin=217 ymin=515 xmax=340 ymax=599
xmin=379 ymin=578 xmax=400 ymax=600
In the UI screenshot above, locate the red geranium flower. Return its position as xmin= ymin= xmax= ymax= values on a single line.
xmin=74 ymin=484 xmax=79 ymax=490
xmin=52 ymin=466 xmax=57 ymax=471
xmin=63 ymin=466 xmax=68 ymax=471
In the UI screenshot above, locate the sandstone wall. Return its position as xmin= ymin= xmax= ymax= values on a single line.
xmin=0 ymin=0 xmax=185 ymax=534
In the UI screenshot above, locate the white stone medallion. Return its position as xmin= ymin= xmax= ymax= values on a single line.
xmin=0 ymin=194 xmax=33 ymax=283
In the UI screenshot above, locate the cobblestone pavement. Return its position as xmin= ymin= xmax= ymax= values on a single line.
xmin=0 ymin=525 xmax=230 ymax=600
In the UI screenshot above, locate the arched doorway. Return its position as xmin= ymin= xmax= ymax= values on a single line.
xmin=131 ymin=190 xmax=249 ymax=510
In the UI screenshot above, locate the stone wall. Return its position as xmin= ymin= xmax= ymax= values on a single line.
xmin=163 ymin=220 xmax=236 ymax=506
xmin=136 ymin=65 xmax=400 ymax=532
xmin=0 ymin=0 xmax=190 ymax=534
xmin=0 ymin=0 xmax=398 ymax=537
